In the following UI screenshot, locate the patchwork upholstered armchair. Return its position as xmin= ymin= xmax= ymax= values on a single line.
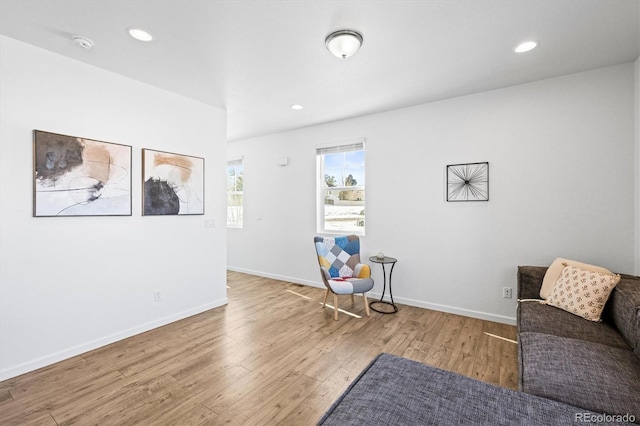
xmin=314 ymin=235 xmax=374 ymax=320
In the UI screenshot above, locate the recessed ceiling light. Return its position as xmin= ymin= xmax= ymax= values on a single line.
xmin=127 ymin=27 xmax=154 ymax=42
xmin=514 ymin=40 xmax=538 ymax=53
xmin=290 ymin=104 xmax=304 ymax=110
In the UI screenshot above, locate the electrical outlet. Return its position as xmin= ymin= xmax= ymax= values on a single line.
xmin=502 ymin=287 xmax=512 ymax=299
xmin=154 ymin=290 xmax=162 ymax=302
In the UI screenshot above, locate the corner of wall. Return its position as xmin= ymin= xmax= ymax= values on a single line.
xmin=0 ymin=36 xmax=228 ymax=379
xmin=635 ymin=56 xmax=640 ymax=275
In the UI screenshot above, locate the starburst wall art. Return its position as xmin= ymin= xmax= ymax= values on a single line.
xmin=446 ymin=162 xmax=489 ymax=202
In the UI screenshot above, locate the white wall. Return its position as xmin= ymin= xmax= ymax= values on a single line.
xmin=0 ymin=36 xmax=228 ymax=380
xmin=635 ymin=56 xmax=640 ymax=275
xmin=228 ymin=63 xmax=636 ymax=324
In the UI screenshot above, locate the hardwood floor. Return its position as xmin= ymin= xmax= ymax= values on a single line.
xmin=0 ymin=271 xmax=518 ymax=425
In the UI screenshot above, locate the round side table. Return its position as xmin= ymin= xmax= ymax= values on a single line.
xmin=368 ymin=256 xmax=398 ymax=314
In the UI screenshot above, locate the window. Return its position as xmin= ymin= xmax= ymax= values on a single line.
xmin=227 ymin=158 xmax=243 ymax=227
xmin=316 ymin=140 xmax=365 ymax=235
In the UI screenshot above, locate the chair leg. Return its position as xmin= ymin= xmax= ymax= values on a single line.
xmin=350 ymin=294 xmax=355 ymax=306
xmin=363 ymin=293 xmax=370 ymax=317
xmin=323 ymin=288 xmax=329 ymax=307
xmin=333 ymin=294 xmax=339 ymax=320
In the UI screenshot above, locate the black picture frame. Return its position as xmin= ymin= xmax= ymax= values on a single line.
xmin=446 ymin=162 xmax=489 ymax=202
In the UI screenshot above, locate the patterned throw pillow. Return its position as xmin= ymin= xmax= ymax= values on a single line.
xmin=546 ymin=264 xmax=621 ymax=322
xmin=540 ymin=257 xmax=614 ymax=299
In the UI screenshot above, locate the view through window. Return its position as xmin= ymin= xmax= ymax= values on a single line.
xmin=317 ymin=141 xmax=365 ymax=234
xmin=227 ymin=158 xmax=243 ymax=227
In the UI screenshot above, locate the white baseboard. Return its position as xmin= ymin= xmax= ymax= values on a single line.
xmin=227 ymin=266 xmax=516 ymax=325
xmin=370 ymin=292 xmax=516 ymax=325
xmin=227 ymin=266 xmax=324 ymax=289
xmin=0 ymin=298 xmax=228 ymax=381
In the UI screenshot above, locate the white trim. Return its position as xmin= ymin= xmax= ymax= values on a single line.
xmin=226 ymin=267 xmax=516 ymax=325
xmin=226 ymin=155 xmax=244 ymax=164
xmin=318 ymin=229 xmax=365 ymax=237
xmin=380 ymin=293 xmax=516 ymax=325
xmin=0 ymin=298 xmax=228 ymax=381
xmin=227 ymin=266 xmax=324 ymax=288
xmin=314 ymin=137 xmax=366 ymax=151
xmin=316 ymin=141 xmax=365 ymax=155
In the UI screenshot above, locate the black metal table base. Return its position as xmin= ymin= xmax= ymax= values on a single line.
xmin=369 ymin=300 xmax=398 ymax=314
xmin=368 ymin=256 xmax=398 ymax=315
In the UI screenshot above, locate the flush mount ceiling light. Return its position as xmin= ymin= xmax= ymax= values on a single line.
xmin=127 ymin=27 xmax=154 ymax=42
xmin=325 ymin=29 xmax=363 ymax=59
xmin=290 ymin=104 xmax=304 ymax=110
xmin=514 ymin=40 xmax=538 ymax=53
xmin=72 ymin=36 xmax=93 ymax=50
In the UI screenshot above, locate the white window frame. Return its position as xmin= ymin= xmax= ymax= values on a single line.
xmin=226 ymin=157 xmax=243 ymax=228
xmin=316 ymin=139 xmax=366 ymax=236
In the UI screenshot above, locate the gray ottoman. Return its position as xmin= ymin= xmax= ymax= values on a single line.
xmin=319 ymin=353 xmax=631 ymax=425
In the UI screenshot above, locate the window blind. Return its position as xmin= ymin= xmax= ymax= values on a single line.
xmin=316 ymin=141 xmax=364 ymax=156
xmin=227 ymin=158 xmax=243 ymax=166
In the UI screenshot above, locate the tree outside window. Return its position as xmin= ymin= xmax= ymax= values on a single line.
xmin=317 ymin=141 xmax=365 ymax=234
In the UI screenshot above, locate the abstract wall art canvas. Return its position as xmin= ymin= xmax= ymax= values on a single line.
xmin=142 ymin=149 xmax=205 ymax=215
xmin=33 ymin=130 xmax=132 ymax=217
xmin=446 ymin=162 xmax=489 ymax=202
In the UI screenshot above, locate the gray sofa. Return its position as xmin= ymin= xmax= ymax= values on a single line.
xmin=319 ymin=266 xmax=640 ymax=425
xmin=517 ymin=266 xmax=640 ymax=422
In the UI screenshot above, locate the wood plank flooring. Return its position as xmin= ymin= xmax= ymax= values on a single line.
xmin=0 ymin=271 xmax=518 ymax=425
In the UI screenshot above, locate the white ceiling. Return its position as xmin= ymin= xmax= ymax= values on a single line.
xmin=1 ymin=0 xmax=639 ymax=142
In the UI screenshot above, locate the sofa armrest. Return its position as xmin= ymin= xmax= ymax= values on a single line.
xmin=603 ymin=273 xmax=640 ymax=353
xmin=517 ymin=266 xmax=547 ymax=300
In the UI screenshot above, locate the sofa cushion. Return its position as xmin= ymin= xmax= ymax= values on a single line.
xmin=517 ymin=266 xmax=547 ymax=300
xmin=604 ymin=275 xmax=640 ymax=355
xmin=320 ymin=353 xmax=610 ymax=425
xmin=519 ymin=332 xmax=640 ymax=421
xmin=517 ymin=301 xmax=630 ymax=349
xmin=546 ymin=265 xmax=620 ymax=322
xmin=541 ymin=258 xmax=614 ymax=299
